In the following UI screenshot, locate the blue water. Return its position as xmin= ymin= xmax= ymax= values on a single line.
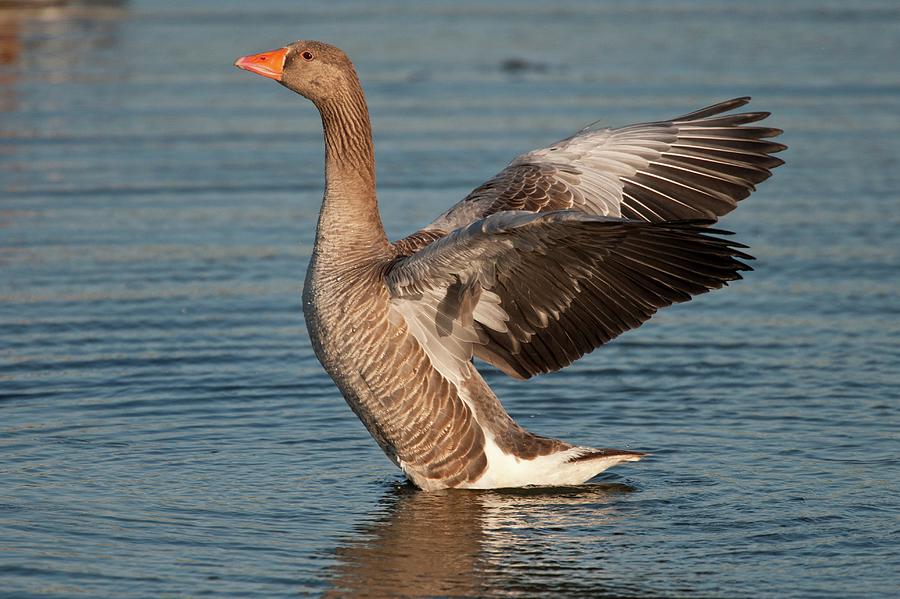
xmin=2 ymin=1 xmax=899 ymax=597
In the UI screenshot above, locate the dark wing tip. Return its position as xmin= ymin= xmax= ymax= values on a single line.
xmin=658 ymin=221 xmax=756 ymax=262
xmin=568 ymin=449 xmax=647 ymax=463
xmin=672 ymin=97 xmax=752 ymax=122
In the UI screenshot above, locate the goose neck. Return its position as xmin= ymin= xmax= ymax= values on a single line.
xmin=313 ymin=80 xmax=390 ymax=259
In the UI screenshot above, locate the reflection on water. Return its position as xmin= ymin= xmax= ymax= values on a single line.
xmin=327 ymin=483 xmax=659 ymax=598
xmin=0 ymin=1 xmax=128 ymax=113
xmin=0 ymin=11 xmax=21 ymax=66
xmin=0 ymin=1 xmax=128 ymax=65
xmin=327 ymin=486 xmax=485 ymax=598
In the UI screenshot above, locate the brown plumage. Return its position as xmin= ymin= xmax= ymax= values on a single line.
xmin=234 ymin=41 xmax=784 ymax=490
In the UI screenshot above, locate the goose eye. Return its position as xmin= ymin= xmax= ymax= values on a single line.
xmin=302 ymin=51 xmax=314 ymax=61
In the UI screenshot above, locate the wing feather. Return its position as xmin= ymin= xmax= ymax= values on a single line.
xmin=387 ymin=211 xmax=752 ymax=380
xmin=418 ymin=97 xmax=784 ymax=235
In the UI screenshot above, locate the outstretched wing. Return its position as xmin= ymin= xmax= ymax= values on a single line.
xmin=420 ymin=97 xmax=784 ymax=238
xmin=386 ymin=211 xmax=752 ymax=380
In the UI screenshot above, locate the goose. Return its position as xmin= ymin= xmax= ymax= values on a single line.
xmin=234 ymin=41 xmax=784 ymax=491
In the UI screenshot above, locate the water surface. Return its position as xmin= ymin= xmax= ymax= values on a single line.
xmin=2 ymin=1 xmax=899 ymax=597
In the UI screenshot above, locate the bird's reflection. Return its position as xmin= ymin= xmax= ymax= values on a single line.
xmin=324 ymin=481 xmax=655 ymax=598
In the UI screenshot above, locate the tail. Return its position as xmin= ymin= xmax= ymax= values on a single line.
xmin=563 ymin=447 xmax=646 ymax=484
xmin=569 ymin=448 xmax=646 ymax=463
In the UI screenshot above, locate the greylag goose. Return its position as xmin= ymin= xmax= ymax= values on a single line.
xmin=234 ymin=41 xmax=784 ymax=491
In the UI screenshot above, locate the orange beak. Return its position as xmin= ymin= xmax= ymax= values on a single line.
xmin=234 ymin=47 xmax=288 ymax=81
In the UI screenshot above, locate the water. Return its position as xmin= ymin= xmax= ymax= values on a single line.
xmin=2 ymin=0 xmax=898 ymax=596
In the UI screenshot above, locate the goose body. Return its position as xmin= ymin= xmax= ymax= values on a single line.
xmin=235 ymin=41 xmax=784 ymax=490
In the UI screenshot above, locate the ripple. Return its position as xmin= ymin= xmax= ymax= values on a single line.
xmin=2 ymin=2 xmax=899 ymax=598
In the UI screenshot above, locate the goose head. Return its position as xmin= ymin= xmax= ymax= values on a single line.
xmin=234 ymin=40 xmax=358 ymax=106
